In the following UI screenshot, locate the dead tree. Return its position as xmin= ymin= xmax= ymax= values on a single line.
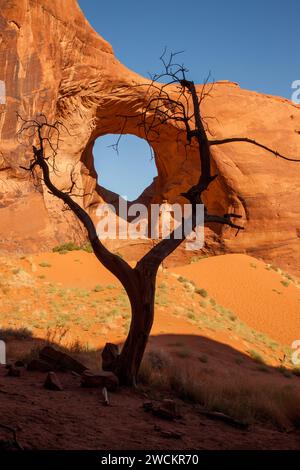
xmin=18 ymin=53 xmax=300 ymax=386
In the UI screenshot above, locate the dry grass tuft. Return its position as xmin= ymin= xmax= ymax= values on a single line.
xmin=139 ymin=349 xmax=300 ymax=430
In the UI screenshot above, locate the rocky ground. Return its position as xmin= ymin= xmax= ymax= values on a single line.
xmin=1 ymin=357 xmax=300 ymax=450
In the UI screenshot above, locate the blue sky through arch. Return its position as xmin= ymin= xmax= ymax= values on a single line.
xmin=94 ymin=134 xmax=157 ymax=200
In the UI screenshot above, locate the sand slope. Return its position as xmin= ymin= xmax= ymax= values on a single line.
xmin=172 ymin=254 xmax=300 ymax=346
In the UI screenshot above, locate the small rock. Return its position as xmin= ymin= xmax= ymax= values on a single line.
xmin=27 ymin=359 xmax=52 ymax=372
xmin=39 ymin=346 xmax=87 ymax=374
xmin=101 ymin=343 xmax=119 ymax=371
xmin=160 ymin=430 xmax=183 ymax=439
xmin=6 ymin=365 xmax=21 ymax=377
xmin=144 ymin=399 xmax=181 ymax=420
xmin=44 ymin=372 xmax=63 ymax=391
xmin=81 ymin=370 xmax=119 ymax=391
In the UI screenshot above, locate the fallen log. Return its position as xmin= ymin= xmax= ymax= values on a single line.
xmin=198 ymin=409 xmax=249 ymax=430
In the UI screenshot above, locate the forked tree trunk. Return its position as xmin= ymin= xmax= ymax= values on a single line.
xmin=25 ymin=67 xmax=274 ymax=389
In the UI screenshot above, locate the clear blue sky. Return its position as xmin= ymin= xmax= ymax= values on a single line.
xmin=78 ymin=0 xmax=300 ymax=199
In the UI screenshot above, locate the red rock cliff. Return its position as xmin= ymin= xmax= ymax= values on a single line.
xmin=0 ymin=0 xmax=300 ymax=274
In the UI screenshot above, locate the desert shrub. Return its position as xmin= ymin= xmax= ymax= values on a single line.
xmin=94 ymin=284 xmax=104 ymax=292
xmin=45 ymin=325 xmax=69 ymax=345
xmin=175 ymin=347 xmax=192 ymax=358
xmin=272 ymin=288 xmax=282 ymax=294
xmin=269 ymin=264 xmax=279 ymax=272
xmin=158 ymin=282 xmax=168 ymax=291
xmin=155 ymin=293 xmax=168 ymax=306
xmin=248 ymin=349 xmax=265 ymax=364
xmin=235 ymin=357 xmax=244 ymax=365
xmin=81 ymin=242 xmax=93 ymax=253
xmin=282 ymin=272 xmax=295 ymax=282
xmin=138 ymin=349 xmax=170 ymax=386
xmin=67 ymin=339 xmax=96 ymax=354
xmin=53 ymin=242 xmax=80 ymax=252
xmin=190 ymin=255 xmax=209 ymax=263
xmin=292 ymin=368 xmax=300 ymax=377
xmin=177 ymin=276 xmax=189 ymax=283
xmin=52 ymin=241 xmax=93 ymax=253
xmin=198 ymin=354 xmax=208 ymax=363
xmin=278 ymin=366 xmax=293 ymax=378
xmin=228 ymin=312 xmax=237 ymax=322
xmin=195 ymin=288 xmax=208 ymax=298
xmin=184 ymin=281 xmax=195 ymax=291
xmin=39 ymin=261 xmax=51 ymax=268
xmin=73 ymin=288 xmax=90 ymax=298
xmin=269 ymin=341 xmax=279 ymax=351
xmin=256 ymin=364 xmax=271 ymax=373
xmin=21 ymin=337 xmax=97 ymax=370
xmin=187 ymin=311 xmax=196 ymax=321
xmin=0 ymin=327 xmax=33 ymax=341
xmin=139 ymin=350 xmax=300 ymax=429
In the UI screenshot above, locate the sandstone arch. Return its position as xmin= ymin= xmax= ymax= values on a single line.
xmin=0 ymin=0 xmax=300 ymax=274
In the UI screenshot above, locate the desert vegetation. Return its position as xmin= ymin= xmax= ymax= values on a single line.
xmin=139 ymin=348 xmax=300 ymax=430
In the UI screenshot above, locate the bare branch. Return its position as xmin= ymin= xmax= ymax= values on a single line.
xmin=209 ymin=137 xmax=300 ymax=162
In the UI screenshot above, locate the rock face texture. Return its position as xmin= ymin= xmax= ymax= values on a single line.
xmin=0 ymin=0 xmax=300 ymax=273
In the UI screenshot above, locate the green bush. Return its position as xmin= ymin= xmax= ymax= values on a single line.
xmin=39 ymin=261 xmax=51 ymax=268
xmin=52 ymin=241 xmax=93 ymax=254
xmin=53 ymin=242 xmax=80 ymax=253
xmin=82 ymin=242 xmax=93 ymax=253
xmin=195 ymin=288 xmax=208 ymax=298
xmin=281 ymin=280 xmax=290 ymax=287
xmin=94 ymin=284 xmax=104 ymax=292
xmin=248 ymin=349 xmax=265 ymax=364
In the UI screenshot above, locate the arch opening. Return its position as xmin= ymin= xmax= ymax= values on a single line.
xmin=93 ymin=134 xmax=157 ymax=202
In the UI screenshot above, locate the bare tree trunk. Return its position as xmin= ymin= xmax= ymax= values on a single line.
xmin=114 ymin=263 xmax=157 ymax=386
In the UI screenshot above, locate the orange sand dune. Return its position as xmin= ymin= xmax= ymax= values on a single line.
xmin=26 ymin=251 xmax=121 ymax=288
xmin=24 ymin=252 xmax=300 ymax=346
xmin=172 ymin=254 xmax=300 ymax=346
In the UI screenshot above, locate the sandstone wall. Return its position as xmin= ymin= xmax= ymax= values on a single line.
xmin=1 ymin=0 xmax=300 ymax=274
